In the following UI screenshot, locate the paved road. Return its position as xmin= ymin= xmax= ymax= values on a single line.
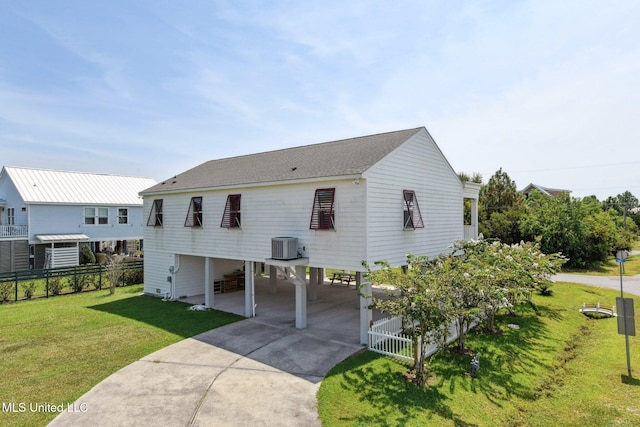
xmin=553 ymin=273 xmax=640 ymax=296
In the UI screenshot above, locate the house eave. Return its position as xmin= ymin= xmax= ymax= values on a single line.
xmin=139 ymin=174 xmax=363 ymax=197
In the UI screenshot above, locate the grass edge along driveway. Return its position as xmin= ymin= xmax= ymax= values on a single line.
xmin=318 ymin=282 xmax=640 ymax=427
xmin=0 ymin=285 xmax=243 ymax=427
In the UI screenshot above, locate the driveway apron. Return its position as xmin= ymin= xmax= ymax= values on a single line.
xmin=49 ymin=317 xmax=364 ymax=427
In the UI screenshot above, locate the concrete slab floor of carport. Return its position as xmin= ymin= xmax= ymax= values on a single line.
xmin=182 ymin=275 xmax=388 ymax=346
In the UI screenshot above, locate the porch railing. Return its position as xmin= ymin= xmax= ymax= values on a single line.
xmin=0 ymin=224 xmax=28 ymax=238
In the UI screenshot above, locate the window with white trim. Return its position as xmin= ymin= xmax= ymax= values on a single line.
xmin=147 ymin=199 xmax=163 ymax=226
xmin=7 ymin=207 xmax=15 ymax=225
xmin=118 ymin=208 xmax=129 ymax=224
xmin=184 ymin=196 xmax=203 ymax=227
xmin=310 ymin=188 xmax=335 ymax=230
xmin=98 ymin=208 xmax=109 ymax=225
xmin=220 ymin=194 xmax=241 ymax=228
xmin=84 ymin=207 xmax=95 ymax=225
xmin=403 ymin=190 xmax=424 ymax=230
xmin=84 ymin=207 xmax=109 ymax=225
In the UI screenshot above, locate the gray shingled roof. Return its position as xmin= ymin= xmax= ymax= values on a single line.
xmin=142 ymin=127 xmax=423 ymax=194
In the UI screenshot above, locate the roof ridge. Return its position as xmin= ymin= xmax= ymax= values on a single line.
xmin=198 ymin=127 xmax=424 ymax=164
xmin=4 ymin=166 xmax=154 ymax=180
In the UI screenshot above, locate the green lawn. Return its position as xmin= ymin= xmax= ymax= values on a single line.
xmin=563 ymin=252 xmax=640 ymax=276
xmin=0 ymin=285 xmax=243 ymax=427
xmin=318 ymin=283 xmax=640 ymax=426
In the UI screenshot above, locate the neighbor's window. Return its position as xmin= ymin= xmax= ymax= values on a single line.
xmin=310 ymin=188 xmax=335 ymax=230
xmin=98 ymin=208 xmax=109 ymax=225
xmin=7 ymin=207 xmax=15 ymax=225
xmin=118 ymin=208 xmax=128 ymax=224
xmin=147 ymin=199 xmax=163 ymax=226
xmin=220 ymin=194 xmax=241 ymax=228
xmin=84 ymin=207 xmax=95 ymax=225
xmin=403 ymin=190 xmax=424 ymax=230
xmin=185 ymin=196 xmax=203 ymax=227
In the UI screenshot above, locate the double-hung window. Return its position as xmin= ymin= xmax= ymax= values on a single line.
xmin=310 ymin=188 xmax=335 ymax=230
xmin=84 ymin=207 xmax=109 ymax=225
xmin=403 ymin=190 xmax=424 ymax=230
xmin=84 ymin=208 xmax=95 ymax=225
xmin=220 ymin=194 xmax=241 ymax=228
xmin=98 ymin=208 xmax=109 ymax=225
xmin=185 ymin=197 xmax=203 ymax=227
xmin=147 ymin=199 xmax=163 ymax=226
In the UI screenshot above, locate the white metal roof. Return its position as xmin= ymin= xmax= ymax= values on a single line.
xmin=2 ymin=167 xmax=156 ymax=205
xmin=36 ymin=234 xmax=90 ymax=243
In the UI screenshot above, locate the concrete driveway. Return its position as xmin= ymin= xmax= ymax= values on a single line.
xmin=49 ymin=281 xmax=367 ymax=427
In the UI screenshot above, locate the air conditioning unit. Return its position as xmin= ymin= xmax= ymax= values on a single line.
xmin=272 ymin=237 xmax=298 ymax=260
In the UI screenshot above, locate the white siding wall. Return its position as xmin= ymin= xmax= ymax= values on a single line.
xmin=175 ymin=255 xmax=204 ymax=298
xmin=0 ymin=175 xmax=27 ymax=226
xmin=143 ymin=250 xmax=174 ymax=297
xmin=28 ymin=204 xmax=146 ymax=243
xmin=143 ymin=129 xmax=465 ymax=295
xmin=364 ymin=129 xmax=463 ymax=265
xmin=143 ymin=179 xmax=367 ymax=295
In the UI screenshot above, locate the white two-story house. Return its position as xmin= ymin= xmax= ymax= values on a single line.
xmin=0 ymin=167 xmax=156 ymax=272
xmin=140 ymin=127 xmax=480 ymax=343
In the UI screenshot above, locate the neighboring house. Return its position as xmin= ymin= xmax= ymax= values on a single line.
xmin=0 ymin=167 xmax=156 ymax=272
xmin=140 ymin=127 xmax=480 ymax=344
xmin=520 ymin=183 xmax=571 ymax=198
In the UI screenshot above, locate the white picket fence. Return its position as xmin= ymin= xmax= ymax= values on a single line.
xmin=368 ymin=315 xmax=479 ymax=364
xmin=368 ymin=316 xmax=414 ymax=362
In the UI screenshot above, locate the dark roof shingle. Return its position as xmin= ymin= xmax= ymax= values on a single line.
xmin=142 ymin=127 xmax=423 ymax=194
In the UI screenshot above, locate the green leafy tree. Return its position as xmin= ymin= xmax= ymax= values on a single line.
xmin=479 ymin=168 xmax=520 ymax=215
xmin=519 ymin=192 xmax=629 ymax=268
xmin=604 ymin=191 xmax=639 ymax=229
xmin=478 ymin=168 xmax=525 ymax=243
xmin=362 ymin=255 xmax=450 ymax=385
xmin=458 ymin=172 xmax=483 ymax=183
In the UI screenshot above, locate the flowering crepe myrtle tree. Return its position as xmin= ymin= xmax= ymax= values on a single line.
xmin=451 ymin=239 xmax=567 ymax=335
xmin=363 ymin=239 xmax=567 ymax=375
xmin=362 ymin=255 xmax=450 ymax=386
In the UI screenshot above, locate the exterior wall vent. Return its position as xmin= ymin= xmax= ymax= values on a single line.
xmin=271 ymin=237 xmax=298 ymax=260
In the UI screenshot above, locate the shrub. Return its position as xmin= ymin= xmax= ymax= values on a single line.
xmin=22 ymin=282 xmax=37 ymax=300
xmin=70 ymin=276 xmax=89 ymax=293
xmin=124 ymin=269 xmax=144 ymax=286
xmin=88 ymin=274 xmax=101 ymax=290
xmin=47 ymin=278 xmax=64 ymax=296
xmin=0 ymin=282 xmax=13 ymax=303
xmin=79 ymin=245 xmax=96 ymax=265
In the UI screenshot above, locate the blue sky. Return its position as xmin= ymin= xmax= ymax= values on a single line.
xmin=1 ymin=1 xmax=638 ymax=199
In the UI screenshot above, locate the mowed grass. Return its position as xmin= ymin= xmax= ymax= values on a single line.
xmin=0 ymin=285 xmax=243 ymax=427
xmin=318 ymin=283 xmax=640 ymax=426
xmin=563 ymin=245 xmax=640 ymax=276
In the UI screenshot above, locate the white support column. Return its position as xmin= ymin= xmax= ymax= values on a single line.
xmin=317 ymin=268 xmax=325 ymax=285
xmin=245 ymin=261 xmax=255 ymax=318
xmin=308 ymin=267 xmax=317 ymax=301
xmin=471 ymin=198 xmax=479 ymax=239
xmin=359 ymin=272 xmax=372 ymax=345
xmin=269 ymin=265 xmax=278 ymax=294
xmin=294 ymin=265 xmax=307 ymax=329
xmin=204 ymin=257 xmax=214 ymax=308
